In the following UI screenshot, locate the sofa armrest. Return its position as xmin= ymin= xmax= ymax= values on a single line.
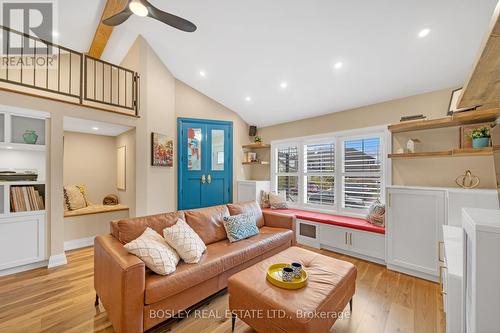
xmin=94 ymin=235 xmax=145 ymax=333
xmin=263 ymin=211 xmax=296 ymax=245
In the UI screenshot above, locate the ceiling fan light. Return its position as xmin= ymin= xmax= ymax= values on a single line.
xmin=129 ymin=1 xmax=148 ymax=17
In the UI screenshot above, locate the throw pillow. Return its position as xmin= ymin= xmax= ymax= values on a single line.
xmin=223 ymin=213 xmax=259 ymax=243
xmin=269 ymin=192 xmax=288 ymax=209
xmin=367 ymin=200 xmax=385 ymax=227
xmin=163 ymin=219 xmax=207 ymax=264
xmin=124 ymin=227 xmax=180 ymax=275
xmin=64 ymin=185 xmax=90 ymax=211
xmin=260 ymin=191 xmax=270 ymax=208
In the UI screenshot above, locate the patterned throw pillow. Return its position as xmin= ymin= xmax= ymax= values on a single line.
xmin=64 ymin=185 xmax=90 ymax=211
xmin=260 ymin=191 xmax=270 ymax=208
xmin=223 ymin=213 xmax=259 ymax=243
xmin=163 ymin=219 xmax=207 ymax=264
xmin=124 ymin=227 xmax=180 ymax=275
xmin=269 ymin=192 xmax=288 ymax=209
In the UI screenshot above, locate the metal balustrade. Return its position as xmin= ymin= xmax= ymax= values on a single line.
xmin=0 ymin=25 xmax=139 ymax=116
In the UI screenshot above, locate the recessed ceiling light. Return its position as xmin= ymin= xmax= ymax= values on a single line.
xmin=280 ymin=81 xmax=288 ymax=89
xmin=245 ymin=96 xmax=252 ymax=102
xmin=92 ymin=126 xmax=99 ymax=131
xmin=199 ymin=70 xmax=206 ymax=77
xmin=418 ymin=28 xmax=431 ymax=38
xmin=333 ymin=62 xmax=343 ymax=70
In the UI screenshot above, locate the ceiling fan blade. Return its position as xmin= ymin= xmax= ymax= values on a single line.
xmin=144 ymin=1 xmax=197 ymax=32
xmin=102 ymin=5 xmax=133 ymax=26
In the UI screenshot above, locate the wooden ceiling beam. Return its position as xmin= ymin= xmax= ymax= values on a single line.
xmin=87 ymin=0 xmax=129 ymax=59
xmin=458 ymin=2 xmax=500 ymax=109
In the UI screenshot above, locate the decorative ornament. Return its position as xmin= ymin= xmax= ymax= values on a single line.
xmin=455 ymin=170 xmax=480 ymax=189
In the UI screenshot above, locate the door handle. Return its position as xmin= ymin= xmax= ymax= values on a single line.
xmin=345 ymin=233 xmax=347 ymax=245
xmin=207 ymin=174 xmax=212 ymax=184
xmin=201 ymin=175 xmax=206 ymax=184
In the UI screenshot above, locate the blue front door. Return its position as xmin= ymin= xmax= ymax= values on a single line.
xmin=178 ymin=118 xmax=233 ymax=210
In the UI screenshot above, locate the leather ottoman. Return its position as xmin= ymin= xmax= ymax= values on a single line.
xmin=228 ymin=246 xmax=356 ymax=333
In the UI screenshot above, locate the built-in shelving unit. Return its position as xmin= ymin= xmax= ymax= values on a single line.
xmin=388 ymin=109 xmax=498 ymax=160
xmin=242 ymin=142 xmax=271 ymax=165
xmin=0 ymin=107 xmax=49 ymax=273
xmin=388 ymin=108 xmax=500 ymax=133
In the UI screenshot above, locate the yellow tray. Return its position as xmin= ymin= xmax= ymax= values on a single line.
xmin=266 ymin=263 xmax=308 ymax=289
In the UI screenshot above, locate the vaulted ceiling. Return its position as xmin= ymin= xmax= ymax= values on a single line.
xmin=59 ymin=0 xmax=498 ymax=127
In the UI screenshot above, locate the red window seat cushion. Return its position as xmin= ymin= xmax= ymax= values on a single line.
xmin=263 ymin=208 xmax=385 ymax=235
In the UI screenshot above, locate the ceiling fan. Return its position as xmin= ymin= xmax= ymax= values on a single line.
xmin=103 ymin=0 xmax=197 ymax=32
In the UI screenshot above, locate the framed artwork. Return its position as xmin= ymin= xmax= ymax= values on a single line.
xmin=447 ymin=88 xmax=477 ymax=116
xmin=117 ymin=146 xmax=126 ymax=190
xmin=151 ymin=132 xmax=173 ymax=167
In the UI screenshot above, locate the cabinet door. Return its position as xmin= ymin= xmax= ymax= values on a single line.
xmin=0 ymin=214 xmax=46 ymax=270
xmin=319 ymin=224 xmax=350 ymax=250
xmin=387 ymin=189 xmax=445 ymax=277
xmin=350 ymin=229 xmax=385 ymax=260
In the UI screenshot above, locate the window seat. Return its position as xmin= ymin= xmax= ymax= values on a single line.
xmin=263 ymin=208 xmax=385 ymax=234
xmin=64 ymin=204 xmax=129 ymax=218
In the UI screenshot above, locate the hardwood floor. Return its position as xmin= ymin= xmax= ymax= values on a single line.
xmin=0 ymin=246 xmax=445 ymax=333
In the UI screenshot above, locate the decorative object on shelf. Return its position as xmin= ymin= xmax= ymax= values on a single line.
xmin=400 ymin=114 xmax=426 ymax=122
xmin=406 ymin=138 xmax=422 ymax=153
xmin=367 ymin=200 xmax=385 ymax=227
xmin=0 ymin=169 xmax=38 ymax=181
xmin=22 ymin=130 xmax=38 ymax=144
xmin=245 ymin=152 xmax=257 ymax=162
xmin=254 ymin=136 xmax=262 ymax=143
xmin=10 ymin=186 xmax=44 ymax=212
xmin=467 ymin=126 xmax=491 ymax=148
xmin=455 ymin=170 xmax=480 ymax=189
xmin=103 ymin=194 xmax=119 ymax=206
xmin=396 ymin=148 xmax=404 ymax=154
xmin=151 ymin=132 xmax=173 ymax=167
xmin=447 ymin=88 xmax=477 ymax=116
xmin=460 ymin=122 xmax=491 ymax=148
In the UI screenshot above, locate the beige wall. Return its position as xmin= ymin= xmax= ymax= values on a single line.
xmin=254 ymin=88 xmax=496 ymax=188
xmin=63 ymin=131 xmax=117 ymax=204
xmin=116 ymin=129 xmax=136 ymax=217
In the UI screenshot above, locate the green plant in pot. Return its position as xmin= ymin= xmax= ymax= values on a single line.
xmin=468 ymin=126 xmax=490 ymax=148
xmin=22 ymin=130 xmax=38 ymax=144
xmin=254 ymin=136 xmax=262 ymax=143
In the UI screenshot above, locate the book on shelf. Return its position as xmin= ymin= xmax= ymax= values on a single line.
xmin=10 ymin=186 xmax=44 ymax=212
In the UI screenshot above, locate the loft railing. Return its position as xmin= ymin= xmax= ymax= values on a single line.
xmin=0 ymin=25 xmax=139 ymax=116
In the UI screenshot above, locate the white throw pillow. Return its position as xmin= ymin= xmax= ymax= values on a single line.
xmin=163 ymin=218 xmax=207 ymax=264
xmin=124 ymin=227 xmax=180 ymax=275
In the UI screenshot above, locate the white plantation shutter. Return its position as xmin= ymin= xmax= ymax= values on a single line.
xmin=342 ymin=137 xmax=382 ymax=210
xmin=276 ymin=146 xmax=299 ymax=202
xmin=305 ymin=143 xmax=335 ymax=206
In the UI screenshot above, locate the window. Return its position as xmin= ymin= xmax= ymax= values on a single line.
xmin=272 ymin=128 xmax=386 ymax=214
xmin=276 ymin=145 xmax=299 ymax=202
xmin=342 ymin=137 xmax=382 ymax=210
xmin=304 ymin=143 xmax=335 ymax=206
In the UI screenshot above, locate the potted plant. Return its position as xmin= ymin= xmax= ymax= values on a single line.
xmin=468 ymin=126 xmax=491 ymax=148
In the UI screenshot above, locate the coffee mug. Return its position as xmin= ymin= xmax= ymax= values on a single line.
xmin=291 ymin=262 xmax=302 ymax=278
xmin=282 ymin=267 xmax=294 ymax=282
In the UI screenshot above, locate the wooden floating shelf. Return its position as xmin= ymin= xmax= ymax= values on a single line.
xmin=242 ymin=143 xmax=271 ymax=149
xmin=388 ymin=108 xmax=500 ymax=133
xmin=242 ymin=161 xmax=270 ymax=165
xmin=389 ymin=147 xmax=493 ymax=159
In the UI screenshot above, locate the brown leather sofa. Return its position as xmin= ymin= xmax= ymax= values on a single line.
xmin=94 ymin=201 xmax=295 ymax=333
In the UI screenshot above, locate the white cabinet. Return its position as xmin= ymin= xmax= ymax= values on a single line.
xmin=296 ymin=219 xmax=320 ymax=248
xmin=237 ymin=180 xmax=270 ymax=203
xmin=386 ymin=188 xmax=446 ymax=281
xmin=319 ymin=223 xmax=385 ymax=262
xmin=0 ymin=213 xmax=46 ymax=270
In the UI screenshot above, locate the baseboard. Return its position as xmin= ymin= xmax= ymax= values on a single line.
xmin=0 ymin=260 xmax=48 ymax=277
xmin=48 ymin=253 xmax=68 ymax=268
xmin=386 ymin=263 xmax=438 ymax=282
xmin=64 ymin=236 xmax=95 ymax=251
xmin=320 ymin=245 xmax=386 ymax=265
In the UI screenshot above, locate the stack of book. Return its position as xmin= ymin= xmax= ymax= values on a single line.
xmin=10 ymin=186 xmax=45 ymax=212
